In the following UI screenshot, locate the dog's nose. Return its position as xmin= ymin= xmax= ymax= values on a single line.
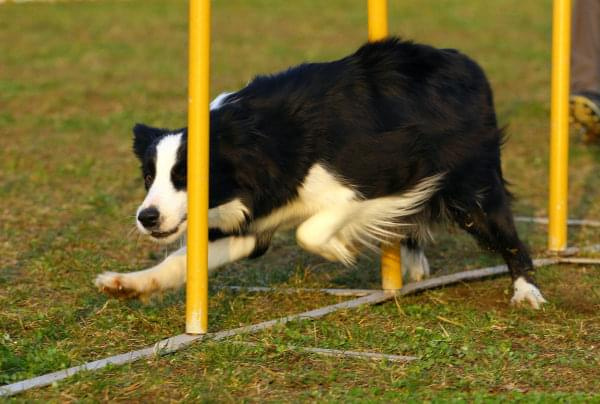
xmin=138 ymin=207 xmax=160 ymax=229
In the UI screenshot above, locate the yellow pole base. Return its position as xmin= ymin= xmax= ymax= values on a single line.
xmin=381 ymin=243 xmax=403 ymax=290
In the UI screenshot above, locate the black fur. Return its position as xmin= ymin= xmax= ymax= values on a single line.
xmin=134 ymin=38 xmax=536 ymax=282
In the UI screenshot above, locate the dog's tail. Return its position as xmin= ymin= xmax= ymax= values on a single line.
xmin=338 ymin=173 xmax=445 ymax=254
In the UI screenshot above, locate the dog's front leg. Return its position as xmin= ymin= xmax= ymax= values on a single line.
xmin=95 ymin=235 xmax=256 ymax=299
xmin=95 ymin=246 xmax=187 ymax=300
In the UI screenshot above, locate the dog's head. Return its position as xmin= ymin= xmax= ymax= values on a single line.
xmin=133 ymin=123 xmax=188 ymax=244
xmin=132 ymin=116 xmax=254 ymax=243
xmin=132 ymin=97 xmax=269 ymax=243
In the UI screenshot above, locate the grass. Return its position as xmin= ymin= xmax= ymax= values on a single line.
xmin=1 ymin=0 xmax=600 ymax=401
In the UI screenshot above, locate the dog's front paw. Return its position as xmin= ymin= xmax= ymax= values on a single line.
xmin=94 ymin=272 xmax=144 ymax=299
xmin=510 ymin=276 xmax=548 ymax=309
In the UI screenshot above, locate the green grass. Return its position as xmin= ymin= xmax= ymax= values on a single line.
xmin=1 ymin=0 xmax=600 ymax=401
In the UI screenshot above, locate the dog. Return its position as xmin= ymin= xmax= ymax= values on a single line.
xmin=94 ymin=38 xmax=547 ymax=308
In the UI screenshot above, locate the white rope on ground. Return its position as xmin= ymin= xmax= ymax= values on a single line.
xmin=558 ymin=257 xmax=600 ymax=265
xmin=277 ymin=346 xmax=418 ymax=363
xmin=398 ymin=258 xmax=559 ymax=296
xmin=514 ymin=216 xmax=600 ymax=227
xmin=223 ymin=286 xmax=376 ymax=297
xmin=0 ymin=292 xmax=394 ymax=397
xmin=234 ymin=341 xmax=418 ymax=363
xmin=580 ymin=243 xmax=600 ymax=253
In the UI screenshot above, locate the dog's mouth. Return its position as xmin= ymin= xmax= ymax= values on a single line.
xmin=150 ymin=216 xmax=187 ymax=239
xmin=151 ymin=227 xmax=179 ymax=239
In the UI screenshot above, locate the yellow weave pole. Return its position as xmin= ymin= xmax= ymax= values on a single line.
xmin=548 ymin=0 xmax=571 ymax=252
xmin=368 ymin=0 xmax=402 ymax=290
xmin=368 ymin=0 xmax=388 ymax=42
xmin=186 ymin=0 xmax=210 ymax=334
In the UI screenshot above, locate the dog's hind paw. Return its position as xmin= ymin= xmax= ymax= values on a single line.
xmin=94 ymin=271 xmax=144 ymax=299
xmin=510 ymin=276 xmax=548 ymax=309
xmin=400 ymin=246 xmax=430 ymax=283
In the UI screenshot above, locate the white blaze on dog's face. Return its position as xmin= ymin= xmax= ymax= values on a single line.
xmin=136 ymin=132 xmax=188 ymax=244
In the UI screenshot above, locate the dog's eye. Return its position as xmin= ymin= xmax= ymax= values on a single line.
xmin=171 ymin=171 xmax=186 ymax=189
xmin=144 ymin=174 xmax=153 ymax=187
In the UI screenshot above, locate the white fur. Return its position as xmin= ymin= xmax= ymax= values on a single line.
xmin=401 ymin=245 xmax=430 ymax=282
xmin=210 ymin=92 xmax=233 ymax=110
xmin=250 ymin=164 xmax=358 ymax=233
xmin=511 ymin=276 xmax=547 ymax=309
xmin=208 ymin=198 xmax=249 ymax=232
xmin=208 ymin=235 xmax=256 ymax=268
xmin=94 ymin=236 xmax=256 ymax=297
xmin=136 ymin=133 xmax=187 ymax=244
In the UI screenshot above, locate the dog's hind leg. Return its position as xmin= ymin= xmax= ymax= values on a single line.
xmin=296 ymin=206 xmax=357 ymax=265
xmin=450 ymin=177 xmax=547 ymax=309
xmin=95 ymin=236 xmax=257 ymax=299
xmin=296 ymin=175 xmax=444 ymax=265
xmin=401 ymin=238 xmax=430 ymax=282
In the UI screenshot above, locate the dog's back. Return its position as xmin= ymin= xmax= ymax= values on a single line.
xmin=213 ymin=38 xmax=502 ymax=218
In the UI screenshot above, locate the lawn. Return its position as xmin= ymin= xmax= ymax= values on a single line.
xmin=1 ymin=0 xmax=600 ymax=401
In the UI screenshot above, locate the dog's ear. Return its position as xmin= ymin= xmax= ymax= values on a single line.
xmin=132 ymin=123 xmax=170 ymax=161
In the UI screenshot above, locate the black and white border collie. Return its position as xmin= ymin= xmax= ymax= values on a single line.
xmin=95 ymin=38 xmax=546 ymax=308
